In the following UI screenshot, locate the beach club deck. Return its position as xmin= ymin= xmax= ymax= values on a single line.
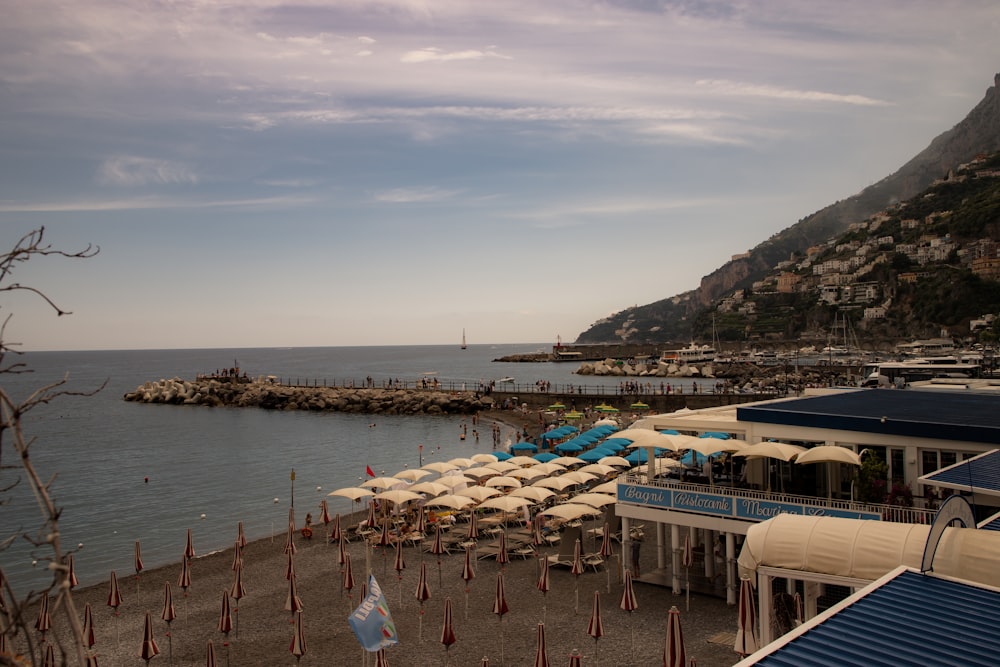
xmin=612 ymin=387 xmax=1000 ymax=619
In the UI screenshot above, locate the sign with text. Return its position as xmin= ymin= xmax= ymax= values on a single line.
xmin=619 ymin=483 xmax=882 ymax=522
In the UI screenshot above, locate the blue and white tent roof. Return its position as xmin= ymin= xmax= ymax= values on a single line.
xmin=919 ymin=448 xmax=1000 ymax=497
xmin=737 ymin=566 xmax=1000 ymax=667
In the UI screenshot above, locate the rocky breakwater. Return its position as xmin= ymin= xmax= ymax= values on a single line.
xmin=123 ymin=378 xmax=494 ymax=416
xmin=574 ymin=358 xmax=714 ymax=378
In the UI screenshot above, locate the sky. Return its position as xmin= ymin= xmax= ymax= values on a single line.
xmin=1 ymin=1 xmax=999 ymax=351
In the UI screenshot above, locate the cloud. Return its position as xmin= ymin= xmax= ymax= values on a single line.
xmin=373 ymin=187 xmax=461 ymax=203
xmin=0 ymin=194 xmax=314 ymax=213
xmin=400 ymin=47 xmax=508 ymax=63
xmin=696 ymin=79 xmax=891 ymax=107
xmin=97 ymin=156 xmax=199 ymax=187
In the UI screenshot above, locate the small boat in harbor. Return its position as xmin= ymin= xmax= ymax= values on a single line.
xmin=659 ymin=343 xmax=716 ymax=365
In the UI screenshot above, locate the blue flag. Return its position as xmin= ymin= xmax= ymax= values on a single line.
xmin=349 ymin=575 xmax=399 ymax=652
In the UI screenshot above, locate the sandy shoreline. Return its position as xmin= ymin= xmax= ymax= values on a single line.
xmin=16 ymin=410 xmax=741 ymax=666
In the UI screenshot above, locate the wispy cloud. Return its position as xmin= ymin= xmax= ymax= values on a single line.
xmin=400 ymin=47 xmax=509 ymax=63
xmin=0 ymin=194 xmax=315 ymax=213
xmin=373 ymin=187 xmax=461 ymax=203
xmin=695 ymin=79 xmax=891 ymax=107
xmin=97 ymin=156 xmax=199 ymax=187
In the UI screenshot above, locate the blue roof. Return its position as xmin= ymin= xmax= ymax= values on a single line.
xmin=919 ymin=449 xmax=1000 ymax=497
xmin=748 ymin=568 xmax=1000 ymax=667
xmin=738 ymin=390 xmax=1000 ymax=445
xmin=978 ymin=510 xmax=1000 ymax=531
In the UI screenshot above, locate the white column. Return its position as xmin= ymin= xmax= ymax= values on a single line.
xmin=804 ymin=580 xmax=821 ymax=620
xmin=671 ymin=523 xmax=681 ymax=594
xmin=621 ymin=516 xmax=631 ymax=576
xmin=657 ymin=521 xmax=667 ymax=570
xmin=726 ymin=532 xmax=737 ymax=606
xmin=759 ymin=573 xmax=774 ymax=646
xmin=705 ymin=529 xmax=716 ymax=580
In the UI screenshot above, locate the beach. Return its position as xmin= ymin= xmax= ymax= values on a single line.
xmin=28 ymin=514 xmax=740 ymax=666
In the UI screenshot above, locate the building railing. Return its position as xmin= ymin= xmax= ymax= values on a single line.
xmin=618 ymin=472 xmax=937 ymax=525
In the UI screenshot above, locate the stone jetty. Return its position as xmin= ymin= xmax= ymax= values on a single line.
xmin=123 ymin=377 xmax=493 ymax=415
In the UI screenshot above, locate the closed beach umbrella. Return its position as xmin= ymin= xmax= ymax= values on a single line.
xmin=338 ymin=533 xmax=349 ymax=568
xmin=184 ymin=528 xmax=195 ymax=559
xmin=571 ymin=539 xmax=585 ymax=614
xmin=621 ymin=569 xmax=638 ymax=662
xmin=319 ymin=499 xmax=333 ymax=526
xmin=494 ymin=572 xmax=509 ymax=666
xmin=329 ymin=513 xmax=342 ymax=543
xmin=284 ymin=517 xmax=297 ymax=555
xmin=534 ymin=622 xmax=550 ymax=667
xmin=664 ymin=606 xmax=686 ymax=667
xmin=441 ymin=597 xmax=457 ymax=663
xmin=42 ymin=643 xmax=55 ymax=667
xmin=342 ymin=552 xmax=355 ymax=600
xmin=82 ymin=603 xmax=96 ymax=649
xmin=161 ymin=582 xmax=176 ymax=665
xmin=68 ymin=553 xmax=79 ymax=589
xmin=218 ymin=591 xmax=233 ymax=637
xmin=230 ymin=560 xmax=247 ymax=637
xmin=568 ymin=649 xmax=583 ymax=667
xmin=34 ymin=592 xmax=51 ymax=639
xmin=599 ymin=523 xmax=615 ymax=593
xmin=290 ymin=610 xmax=306 ymax=662
xmin=285 ymin=551 xmax=295 ymax=581
xmin=587 ymin=591 xmax=605 ymax=666
xmin=462 ymin=546 xmax=476 ymax=620
xmin=466 ymin=509 xmax=480 ymax=542
xmin=178 ymin=557 xmax=191 ymax=593
xmin=236 ymin=520 xmax=248 ymax=548
xmin=285 ymin=573 xmax=303 ymax=614
xmin=394 ymin=537 xmax=406 ymax=606
xmin=536 ymin=555 xmax=551 ymax=623
xmin=231 ymin=540 xmax=243 ymax=571
xmin=205 ymin=640 xmax=217 ymax=667
xmin=134 ymin=540 xmax=144 ymax=600
xmin=107 ymin=570 xmax=123 ymax=611
xmin=735 ymin=578 xmax=759 ymax=657
xmin=430 ymin=523 xmax=447 ymax=588
xmin=416 ymin=561 xmax=432 ymax=641
xmin=495 ymin=530 xmax=510 ymax=570
xmin=141 ymin=611 xmax=160 ymax=665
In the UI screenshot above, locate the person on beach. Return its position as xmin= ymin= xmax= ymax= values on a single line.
xmin=630 ymin=536 xmax=642 ymax=575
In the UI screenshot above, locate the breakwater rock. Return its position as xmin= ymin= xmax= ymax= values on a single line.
xmin=123 ymin=378 xmax=494 ymax=415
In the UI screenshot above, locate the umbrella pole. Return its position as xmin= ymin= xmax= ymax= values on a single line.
xmin=167 ymin=629 xmax=173 ymax=666
xmin=499 ymin=616 xmax=504 ymax=667
xmin=594 ymin=638 xmax=599 ymax=667
xmin=234 ymin=607 xmax=239 ymax=639
xmin=419 ymin=604 xmax=424 ymax=643
xmin=465 ymin=587 xmax=469 ymax=622
xmin=686 ymin=566 xmax=690 ymax=612
xmin=437 ymin=558 xmax=443 ymax=590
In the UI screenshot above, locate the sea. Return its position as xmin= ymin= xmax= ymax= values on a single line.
xmin=1 ymin=344 xmax=709 ymax=597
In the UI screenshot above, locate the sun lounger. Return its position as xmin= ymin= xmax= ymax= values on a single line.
xmin=545 ymin=526 xmax=582 ymax=568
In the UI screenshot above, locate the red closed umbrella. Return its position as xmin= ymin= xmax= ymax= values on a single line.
xmin=285 ymin=551 xmax=295 ymax=581
xmin=319 ymin=499 xmax=333 ymax=526
xmin=375 ymin=648 xmax=390 ymax=667
xmin=663 ymin=605 xmax=686 ymax=667
xmin=394 ymin=537 xmax=406 ymax=606
xmin=496 ymin=530 xmax=510 ymax=571
xmin=415 ymin=561 xmax=431 ymax=641
xmin=284 ymin=517 xmax=297 ymax=555
xmin=218 ymin=591 xmax=233 ymax=637
xmin=184 ymin=528 xmax=195 ymax=559
xmin=236 ymin=521 xmax=247 ymax=549
xmin=441 ymin=597 xmax=457 ymax=664
xmin=82 ymin=602 xmax=96 ymax=650
xmin=620 ymin=568 xmax=638 ymax=662
xmin=430 ymin=524 xmax=447 ymax=589
xmin=734 ymin=577 xmax=759 ymax=657
xmin=290 ymin=610 xmax=306 ymax=663
xmin=42 ymin=643 xmax=55 ymax=667
xmin=493 ymin=572 xmax=509 ymax=665
xmin=466 ymin=510 xmax=480 ymax=542
xmin=107 ymin=570 xmax=123 ymax=646
xmin=231 ymin=540 xmax=243 ymax=571
xmin=568 ymin=649 xmax=583 ymax=667
xmin=205 ymin=640 xmax=217 ymax=667
xmin=598 ymin=523 xmax=614 ymax=593
xmin=571 ymin=539 xmax=584 ymax=614
xmin=141 ymin=611 xmax=160 ymax=665
xmin=330 ymin=513 xmax=342 ymax=544
xmin=161 ymin=582 xmax=176 ymax=665
xmin=67 ymin=553 xmax=79 ymax=589
xmin=285 ymin=573 xmax=303 ymax=615
xmin=536 ymin=554 xmax=551 ymax=623
xmin=343 ymin=552 xmax=355 ymax=601
xmin=34 ymin=592 xmax=51 ymax=639
xmin=230 ymin=560 xmax=247 ymax=637
xmin=534 ymin=622 xmax=550 ymax=667
xmin=587 ymin=590 xmax=605 ymax=666
xmin=134 ymin=540 xmax=144 ymax=602
xmin=178 ymin=556 xmax=192 ymax=623
xmin=462 ymin=546 xmax=476 ymax=620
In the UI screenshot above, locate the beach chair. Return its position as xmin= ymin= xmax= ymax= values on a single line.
xmin=546 ymin=526 xmax=582 ymax=568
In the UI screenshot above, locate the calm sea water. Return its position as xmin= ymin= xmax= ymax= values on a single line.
xmin=1 ymin=344 xmax=682 ymax=596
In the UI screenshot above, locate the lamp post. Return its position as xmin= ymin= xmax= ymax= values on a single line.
xmin=290 ymin=469 xmax=295 ymax=509
xmin=419 ymin=444 xmax=423 ymax=467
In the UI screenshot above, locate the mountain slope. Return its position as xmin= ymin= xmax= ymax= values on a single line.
xmin=577 ymin=73 xmax=1000 ymax=344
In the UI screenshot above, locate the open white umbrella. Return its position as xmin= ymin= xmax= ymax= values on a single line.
xmin=684 ymin=437 xmax=749 ymax=457
xmin=373 ymin=489 xmax=422 ymax=505
xmin=794 ymin=445 xmax=862 ymax=465
xmin=540 ymin=503 xmax=600 ymax=522
xmin=448 ymin=456 xmax=478 ymax=468
xmin=485 ymin=460 xmax=519 ymax=474
xmin=436 ymin=474 xmax=472 ymax=489
xmin=733 ymin=442 xmax=807 ymax=462
xmin=393 ymin=468 xmax=431 ymax=482
xmin=362 ymin=476 xmax=403 ymax=490
xmin=578 ymin=463 xmax=616 ymax=477
xmin=598 ymin=456 xmax=630 ymax=468
xmin=531 ymin=462 xmax=568 ymax=476
xmin=455 ymin=486 xmax=502 ymax=503
xmin=485 ymin=475 xmax=522 ymax=489
xmin=328 ymin=486 xmax=376 ymax=501
xmin=507 ymin=455 xmax=540 ymax=466
xmin=509 ymin=486 xmax=555 ymax=503
xmin=408 ymin=481 xmax=451 ymax=497
xmin=464 ymin=467 xmax=501 ymax=481
xmin=617 ymin=429 xmax=679 ymax=450
xmin=550 ymin=456 xmax=585 ymax=468
xmin=424 ymin=494 xmax=476 ymax=511
xmin=478 ymin=495 xmax=532 ymax=514
xmin=590 ymin=480 xmax=618 ymax=495
xmin=506 ymin=468 xmax=546 ymax=481
xmin=560 ymin=470 xmax=599 ymax=485
xmin=532 ymin=476 xmax=578 ymax=492
xmin=422 ymin=461 xmax=460 ymax=474
xmin=569 ymin=493 xmax=616 ymax=509
xmin=471 ymin=453 xmax=498 ymax=464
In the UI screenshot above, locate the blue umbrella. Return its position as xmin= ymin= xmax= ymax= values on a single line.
xmin=494 ymin=451 xmax=512 ymax=461
xmin=510 ymin=442 xmax=538 ymax=453
xmin=681 ymin=450 xmax=708 ymax=466
xmin=625 ymin=450 xmax=649 ymax=464
xmin=597 ymin=439 xmax=629 ymax=453
xmin=555 ymin=442 xmax=584 ymax=454
xmin=701 ymin=432 xmax=730 ymax=440
xmin=533 ymin=452 xmax=559 ymax=463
